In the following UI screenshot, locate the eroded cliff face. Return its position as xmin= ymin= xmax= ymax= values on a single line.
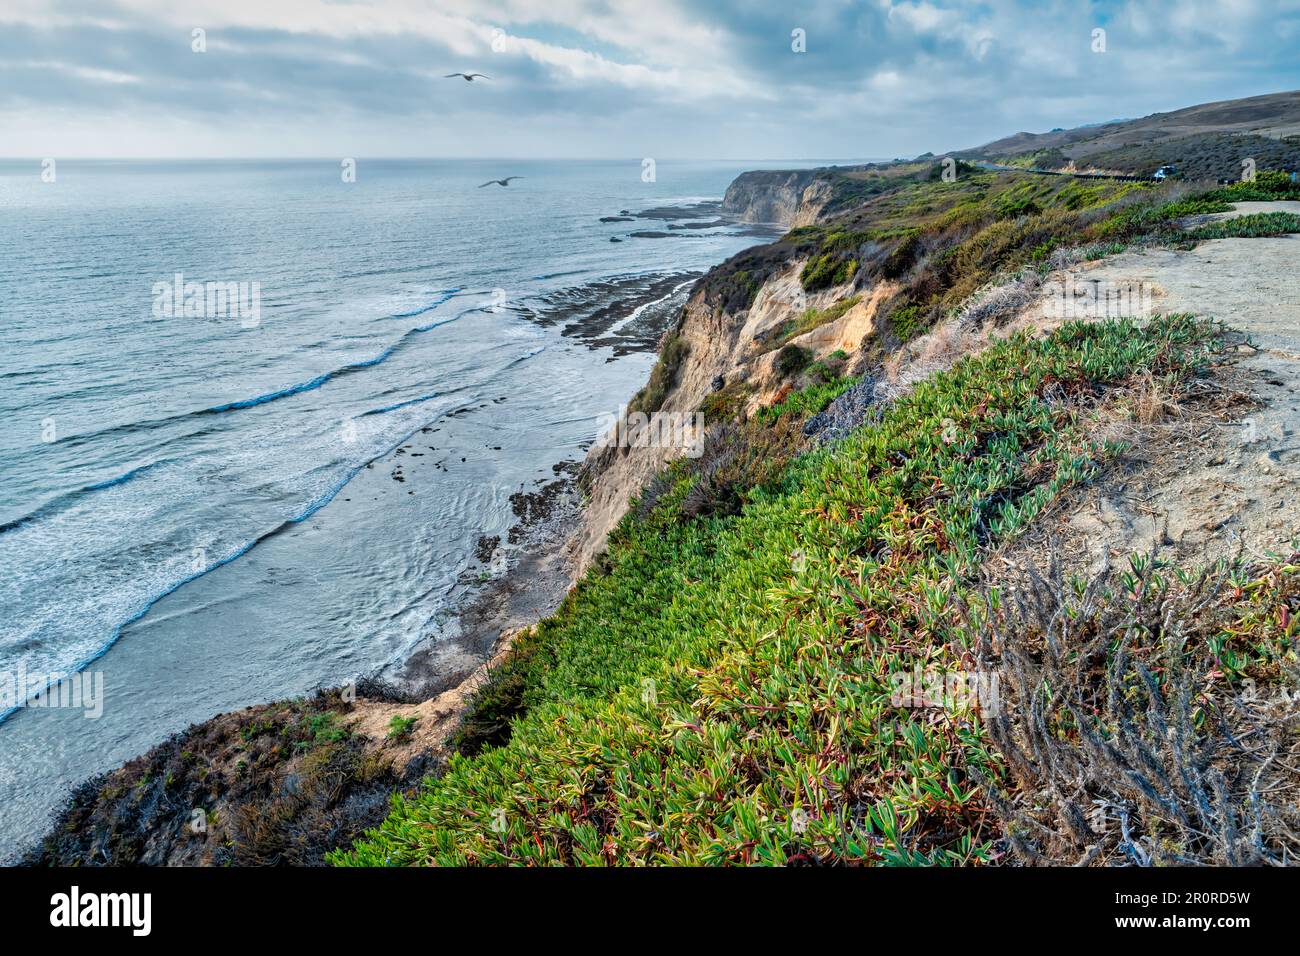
xmin=721 ymin=169 xmax=840 ymax=226
xmin=571 ymin=252 xmax=896 ymax=573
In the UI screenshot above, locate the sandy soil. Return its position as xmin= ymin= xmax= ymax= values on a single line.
xmin=1203 ymin=199 xmax=1300 ymax=219
xmin=998 ymin=220 xmax=1300 ymax=573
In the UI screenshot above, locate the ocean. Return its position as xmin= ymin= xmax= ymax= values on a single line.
xmin=0 ymin=156 xmax=841 ymax=859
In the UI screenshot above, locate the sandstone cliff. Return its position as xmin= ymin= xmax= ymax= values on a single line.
xmin=571 ymin=238 xmax=896 ymax=573
xmin=721 ymin=168 xmax=834 ymax=225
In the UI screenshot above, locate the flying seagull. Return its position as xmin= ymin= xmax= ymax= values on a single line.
xmin=479 ymin=177 xmax=523 ymax=188
xmin=445 ymin=72 xmax=489 ymax=82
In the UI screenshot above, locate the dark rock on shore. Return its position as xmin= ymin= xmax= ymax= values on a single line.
xmin=474 ymin=534 xmax=500 ymax=563
xmin=668 ymin=219 xmax=728 ymax=230
xmin=632 ymin=201 xmax=723 ymax=221
xmin=507 ymin=474 xmax=572 ymax=543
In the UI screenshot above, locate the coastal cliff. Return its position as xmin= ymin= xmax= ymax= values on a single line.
xmin=571 ymin=252 xmax=892 ymax=572
xmin=27 ymin=99 xmax=1300 ymax=866
xmin=721 ymin=168 xmax=838 ymax=225
xmin=345 ymin=160 xmax=1300 ymax=865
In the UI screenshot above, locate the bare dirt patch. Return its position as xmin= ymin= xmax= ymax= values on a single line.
xmin=998 ymin=231 xmax=1300 ymax=574
xmin=973 ymin=232 xmax=1300 ymax=866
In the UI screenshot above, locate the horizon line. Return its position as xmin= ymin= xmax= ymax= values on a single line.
xmin=0 ymin=155 xmax=899 ymax=164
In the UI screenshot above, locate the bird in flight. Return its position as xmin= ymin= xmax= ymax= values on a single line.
xmin=445 ymin=72 xmax=489 ymax=82
xmin=479 ymin=177 xmax=523 ymax=188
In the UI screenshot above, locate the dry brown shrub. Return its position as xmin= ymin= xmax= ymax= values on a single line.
xmin=967 ymin=553 xmax=1300 ymax=866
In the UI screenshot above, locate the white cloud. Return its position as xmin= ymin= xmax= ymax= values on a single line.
xmin=0 ymin=1 xmax=1296 ymax=158
xmin=886 ymin=1 xmax=949 ymax=33
xmin=15 ymin=60 xmax=141 ymax=84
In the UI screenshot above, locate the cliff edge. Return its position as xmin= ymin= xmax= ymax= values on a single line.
xmin=27 ymin=98 xmax=1300 ymax=865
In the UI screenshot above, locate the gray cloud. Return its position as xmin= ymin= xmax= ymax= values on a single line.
xmin=1 ymin=0 xmax=1297 ymax=158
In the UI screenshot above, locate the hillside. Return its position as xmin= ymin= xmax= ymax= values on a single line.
xmin=958 ymin=90 xmax=1300 ymax=179
xmin=722 ymin=92 xmax=1300 ymax=229
xmin=335 ymin=163 xmax=1300 ymax=866
xmin=964 ymin=90 xmax=1300 ymax=160
xmin=26 ymin=94 xmax=1300 ymax=868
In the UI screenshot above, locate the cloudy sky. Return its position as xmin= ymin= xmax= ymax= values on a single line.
xmin=2 ymin=0 xmax=1298 ymax=159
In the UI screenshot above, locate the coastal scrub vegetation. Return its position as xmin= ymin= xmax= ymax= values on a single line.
xmin=867 ymin=167 xmax=1299 ymax=339
xmin=387 ymin=715 xmax=418 ymax=739
xmin=764 ymin=295 xmax=862 ymax=350
xmin=697 ymin=378 xmax=756 ymax=424
xmin=708 ymin=164 xmax=1156 ymax=343
xmin=698 ymin=163 xmax=1298 ymax=357
xmin=31 ymin=689 xmax=434 ymax=866
xmin=1213 ymin=169 xmax=1300 ymax=201
xmin=774 ymin=343 xmax=812 ymax=378
xmin=754 ymin=374 xmax=856 ymax=426
xmin=976 ymin=552 xmax=1300 ymax=865
xmin=335 ymin=314 xmax=1229 ymax=865
xmin=1183 ymin=210 xmax=1300 ymax=241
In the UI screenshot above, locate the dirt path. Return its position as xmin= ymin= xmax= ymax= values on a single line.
xmin=1004 ymin=222 xmax=1300 ymax=572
